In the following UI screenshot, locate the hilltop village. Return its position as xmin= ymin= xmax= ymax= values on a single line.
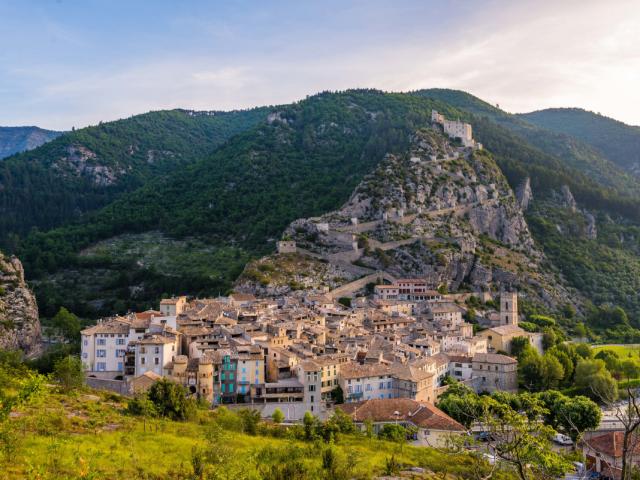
xmin=81 ymin=282 xmax=539 ymax=432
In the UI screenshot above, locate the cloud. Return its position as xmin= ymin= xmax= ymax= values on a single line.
xmin=2 ymin=0 xmax=639 ymax=129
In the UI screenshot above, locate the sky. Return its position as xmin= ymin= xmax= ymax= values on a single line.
xmin=1 ymin=0 xmax=639 ymax=130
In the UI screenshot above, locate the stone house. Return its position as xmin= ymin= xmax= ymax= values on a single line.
xmin=472 ymin=353 xmax=518 ymax=393
xmin=338 ymin=398 xmax=466 ymax=447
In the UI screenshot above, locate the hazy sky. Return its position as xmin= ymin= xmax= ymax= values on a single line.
xmin=1 ymin=0 xmax=639 ymax=130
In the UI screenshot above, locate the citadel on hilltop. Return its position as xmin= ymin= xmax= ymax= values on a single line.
xmin=431 ymin=109 xmax=481 ymax=149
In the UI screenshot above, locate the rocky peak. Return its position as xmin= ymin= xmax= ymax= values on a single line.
xmin=0 ymin=252 xmax=41 ymax=355
xmin=238 ymin=127 xmax=573 ymax=310
xmin=516 ymin=177 xmax=533 ymax=210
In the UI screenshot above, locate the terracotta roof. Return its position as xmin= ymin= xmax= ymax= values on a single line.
xmin=472 ymin=353 xmax=517 ymax=365
xmin=136 ymin=335 xmax=176 ymax=345
xmin=587 ymin=431 xmax=640 ymax=458
xmin=338 ymin=398 xmax=465 ymax=432
xmin=229 ymin=293 xmax=256 ymax=302
xmin=135 ymin=310 xmax=162 ymax=321
xmin=485 ymin=324 xmax=526 ymax=335
xmin=341 ymin=362 xmax=395 ymax=379
xmin=81 ymin=318 xmax=130 ymax=335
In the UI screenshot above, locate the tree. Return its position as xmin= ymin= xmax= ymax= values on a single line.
xmin=51 ymin=307 xmax=81 ymax=342
xmin=575 ymin=359 xmax=618 ymax=401
xmin=574 ymin=343 xmax=593 ymax=359
xmin=542 ymin=327 xmax=558 ymax=350
xmin=541 ymin=353 xmax=564 ymax=390
xmin=478 ymin=396 xmax=572 ymax=480
xmin=520 ymin=351 xmax=544 ymax=391
xmin=52 ymin=355 xmax=84 ymax=393
xmin=378 ymin=423 xmax=409 ymax=444
xmin=303 ymin=411 xmax=317 ymax=441
xmin=237 ymin=408 xmax=261 ymax=435
xmin=272 ymin=408 xmax=285 ymax=424
xmin=126 ymin=394 xmax=157 ymax=431
xmin=546 ymin=347 xmax=574 ymax=385
xmin=511 ymin=336 xmax=532 ymax=359
xmin=147 ymin=378 xmax=196 ymax=421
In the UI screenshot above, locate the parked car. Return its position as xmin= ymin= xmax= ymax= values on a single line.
xmin=477 ymin=431 xmax=495 ymax=442
xmin=553 ymin=433 xmax=573 ymax=445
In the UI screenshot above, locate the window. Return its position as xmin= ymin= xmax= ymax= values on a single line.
xmin=97 ymin=339 xmax=106 ymax=346
xmin=221 ymin=373 xmax=225 ymax=381
xmin=308 ymin=385 xmax=316 ymax=392
xmin=365 ymin=384 xmax=372 ymax=391
xmin=387 ymin=381 xmax=392 ymax=389
xmin=229 ymin=373 xmax=234 ymax=380
xmin=221 ymin=384 xmax=225 ymax=393
xmin=116 ymin=338 xmax=125 ymax=345
xmin=154 ymin=357 xmax=159 ymax=365
xmin=347 ymin=386 xmax=353 ymax=394
xmin=82 ymin=353 xmax=88 ymax=359
xmin=116 ymin=349 xmax=125 ymax=357
xmin=242 ymin=367 xmax=246 ymax=373
xmin=141 ymin=347 xmax=146 ymax=354
xmin=117 ymin=362 xmax=123 ymax=371
xmin=97 ymin=362 xmax=106 ymax=371
xmin=141 ymin=357 xmax=146 ymax=365
xmin=83 ymin=339 xmax=88 ymax=346
xmin=96 ymin=349 xmax=106 ymax=358
xmin=379 ymin=382 xmax=384 ymax=389
xmin=229 ymin=384 xmax=234 ymax=393
xmin=154 ymin=347 xmax=160 ymax=354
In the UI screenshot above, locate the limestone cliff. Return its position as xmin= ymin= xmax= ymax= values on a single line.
xmin=0 ymin=252 xmax=41 ymax=354
xmin=237 ymin=127 xmax=577 ymax=310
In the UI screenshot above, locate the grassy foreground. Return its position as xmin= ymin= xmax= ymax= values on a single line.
xmin=2 ymin=388 xmax=514 ymax=480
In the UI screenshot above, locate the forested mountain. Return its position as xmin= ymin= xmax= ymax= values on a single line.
xmin=19 ymin=91 xmax=462 ymax=315
xmin=0 ymin=126 xmax=61 ymax=159
xmin=5 ymin=89 xmax=640 ymax=338
xmin=519 ymin=108 xmax=640 ymax=176
xmin=0 ymin=108 xmax=269 ymax=245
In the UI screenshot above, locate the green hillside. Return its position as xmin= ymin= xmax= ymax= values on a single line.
xmin=19 ymin=90 xmax=466 ymax=316
xmin=520 ymin=108 xmax=640 ymax=175
xmin=0 ymin=108 xmax=269 ymax=244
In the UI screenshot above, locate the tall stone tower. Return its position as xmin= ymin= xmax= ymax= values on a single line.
xmin=500 ymin=291 xmax=518 ymax=325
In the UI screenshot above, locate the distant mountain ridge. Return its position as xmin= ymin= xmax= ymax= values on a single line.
xmin=0 ymin=126 xmax=62 ymax=159
xmin=518 ymin=107 xmax=640 ymax=176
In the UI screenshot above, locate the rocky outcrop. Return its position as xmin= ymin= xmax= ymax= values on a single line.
xmin=584 ymin=212 xmax=597 ymax=240
xmin=0 ymin=252 xmax=41 ymax=354
xmin=55 ymin=144 xmax=123 ymax=187
xmin=516 ymin=177 xmax=533 ymax=210
xmin=239 ymin=127 xmax=574 ymax=310
xmin=560 ymin=185 xmax=577 ymax=212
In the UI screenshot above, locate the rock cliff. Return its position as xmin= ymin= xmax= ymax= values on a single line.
xmin=0 ymin=252 xmax=41 ymax=354
xmin=237 ymin=127 xmax=576 ymax=310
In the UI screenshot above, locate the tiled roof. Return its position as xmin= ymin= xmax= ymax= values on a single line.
xmin=81 ymin=318 xmax=130 ymax=335
xmin=472 ymin=353 xmax=517 ymax=365
xmin=338 ymin=398 xmax=465 ymax=432
xmin=587 ymin=431 xmax=640 ymax=458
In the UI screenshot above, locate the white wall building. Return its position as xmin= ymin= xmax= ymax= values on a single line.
xmin=133 ymin=335 xmax=178 ymax=377
xmin=81 ymin=318 xmax=130 ymax=376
